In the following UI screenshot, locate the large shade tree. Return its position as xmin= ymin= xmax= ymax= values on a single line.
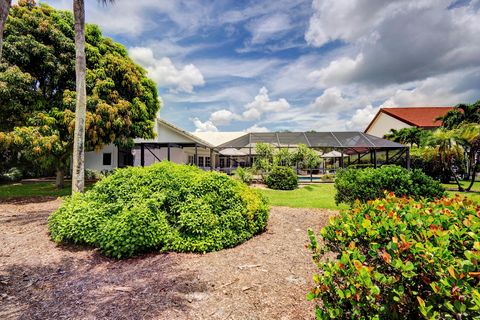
xmin=0 ymin=3 xmax=160 ymax=188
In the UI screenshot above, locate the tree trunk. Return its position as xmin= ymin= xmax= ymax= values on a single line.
xmin=464 ymin=152 xmax=478 ymax=192
xmin=72 ymin=0 xmax=86 ymax=194
xmin=0 ymin=0 xmax=11 ymax=60
xmin=55 ymin=167 xmax=65 ymax=189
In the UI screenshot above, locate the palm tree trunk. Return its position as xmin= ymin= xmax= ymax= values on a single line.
xmin=0 ymin=0 xmax=11 ymax=60
xmin=465 ymin=151 xmax=478 ymax=192
xmin=72 ymin=0 xmax=86 ymax=193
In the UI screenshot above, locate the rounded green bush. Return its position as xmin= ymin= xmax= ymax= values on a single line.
xmin=265 ymin=166 xmax=298 ymax=190
xmin=308 ymin=194 xmax=480 ymax=319
xmin=334 ymin=165 xmax=445 ymax=206
xmin=48 ymin=162 xmax=269 ymax=258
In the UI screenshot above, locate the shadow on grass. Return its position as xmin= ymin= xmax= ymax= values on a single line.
xmin=0 ymin=253 xmax=205 ymax=319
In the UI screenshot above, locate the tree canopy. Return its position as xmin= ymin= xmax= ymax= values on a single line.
xmin=0 ymin=2 xmax=160 ymax=185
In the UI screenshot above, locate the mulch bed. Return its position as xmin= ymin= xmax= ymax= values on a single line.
xmin=0 ymin=198 xmax=334 ymax=320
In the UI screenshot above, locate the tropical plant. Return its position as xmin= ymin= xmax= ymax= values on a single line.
xmin=48 ymin=162 xmax=269 ymax=258
xmin=0 ymin=2 xmax=159 ymax=188
xmin=437 ymin=101 xmax=480 ymax=130
xmin=308 ymin=193 xmax=480 ymax=319
xmin=427 ymin=128 xmax=467 ymax=191
xmin=384 ymin=127 xmax=432 ymax=147
xmin=454 ymin=123 xmax=480 ymax=191
xmin=302 ymin=148 xmax=321 ymax=180
xmin=410 ymin=146 xmax=465 ymax=183
xmin=233 ymin=166 xmax=254 ymax=185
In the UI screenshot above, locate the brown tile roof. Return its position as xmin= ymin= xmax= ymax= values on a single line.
xmin=365 ymin=107 xmax=454 ymax=132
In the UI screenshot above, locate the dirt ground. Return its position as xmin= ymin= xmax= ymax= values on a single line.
xmin=0 ymin=197 xmax=335 ymax=320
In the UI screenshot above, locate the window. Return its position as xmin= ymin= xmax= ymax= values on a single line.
xmin=103 ymin=153 xmax=112 ymax=166
xmin=198 ymin=156 xmax=204 ymax=167
xmin=205 ymin=157 xmax=211 ymax=167
xmin=188 ymin=155 xmax=194 ymax=164
xmin=219 ymin=158 xmax=225 ymax=168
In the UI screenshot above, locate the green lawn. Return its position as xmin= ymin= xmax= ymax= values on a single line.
xmin=257 ymin=183 xmax=349 ymax=210
xmin=2 ymin=180 xmax=479 ymax=209
xmin=0 ymin=181 xmax=93 ymax=198
xmin=442 ymin=181 xmax=480 ymax=192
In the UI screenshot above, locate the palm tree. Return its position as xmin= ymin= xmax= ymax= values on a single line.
xmin=437 ymin=101 xmax=480 ymax=130
xmin=72 ymin=0 xmax=114 ymax=193
xmin=455 ymin=123 xmax=480 ymax=191
xmin=427 ymin=129 xmax=465 ymax=191
xmin=0 ymin=0 xmax=12 ymax=60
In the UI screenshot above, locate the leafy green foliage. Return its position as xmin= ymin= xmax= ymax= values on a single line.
xmin=308 ymin=194 xmax=480 ymax=319
xmin=233 ymin=167 xmax=254 ymax=185
xmin=254 ymin=142 xmax=276 ymax=174
xmin=48 ymin=162 xmax=269 ymax=258
xmin=265 ymin=166 xmax=298 ymax=190
xmin=334 ymin=166 xmax=445 ymax=206
xmin=384 ymin=127 xmax=432 ymax=147
xmin=0 ymin=2 xmax=159 ymax=181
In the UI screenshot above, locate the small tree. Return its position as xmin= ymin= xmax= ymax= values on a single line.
xmin=274 ymin=147 xmax=293 ymax=166
xmin=302 ymin=148 xmax=321 ymax=181
xmin=254 ymin=142 xmax=275 ymax=177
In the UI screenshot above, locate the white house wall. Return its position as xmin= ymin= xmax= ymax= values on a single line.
xmin=132 ymin=146 xmax=188 ymax=166
xmin=85 ymin=144 xmax=118 ymax=172
xmin=366 ymin=112 xmax=412 ymax=137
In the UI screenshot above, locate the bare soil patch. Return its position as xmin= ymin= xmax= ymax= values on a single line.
xmin=0 ymin=198 xmax=334 ymax=320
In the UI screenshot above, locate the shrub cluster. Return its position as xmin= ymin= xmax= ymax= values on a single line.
xmin=48 ymin=162 xmax=269 ymax=258
xmin=265 ymin=166 xmax=298 ymax=190
xmin=334 ymin=165 xmax=445 ymax=205
xmin=308 ymin=193 xmax=480 ymax=319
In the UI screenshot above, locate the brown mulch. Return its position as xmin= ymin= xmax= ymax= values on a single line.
xmin=0 ymin=198 xmax=335 ymax=320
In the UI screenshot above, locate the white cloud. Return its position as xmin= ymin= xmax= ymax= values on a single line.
xmin=345 ymin=105 xmax=379 ymax=130
xmin=306 ymin=0 xmax=480 ymax=87
xmin=380 ymin=69 xmax=480 ymax=108
xmin=309 ymin=55 xmax=363 ymax=87
xmin=243 ymin=87 xmax=290 ymax=119
xmin=247 ymin=13 xmax=292 ymax=44
xmin=192 ymin=118 xmax=218 ymax=132
xmin=312 ymin=87 xmax=350 ymax=111
xmin=210 ymin=109 xmax=241 ymax=125
xmin=244 ymin=124 xmax=270 ymax=133
xmin=129 ymin=47 xmax=205 ymax=93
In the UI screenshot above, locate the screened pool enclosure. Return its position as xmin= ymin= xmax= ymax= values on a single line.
xmin=215 ymin=131 xmax=409 ymax=172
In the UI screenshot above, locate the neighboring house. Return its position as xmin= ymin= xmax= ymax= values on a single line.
xmin=365 ymin=107 xmax=454 ymax=137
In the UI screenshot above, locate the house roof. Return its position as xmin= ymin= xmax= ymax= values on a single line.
xmin=135 ymin=118 xmax=214 ymax=147
xmin=365 ymin=107 xmax=454 ymax=132
xmin=191 ymin=131 xmax=246 ymax=147
xmin=217 ymin=131 xmax=405 ymax=152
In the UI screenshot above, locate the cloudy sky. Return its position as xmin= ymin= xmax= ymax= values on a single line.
xmin=44 ymin=0 xmax=480 ymax=132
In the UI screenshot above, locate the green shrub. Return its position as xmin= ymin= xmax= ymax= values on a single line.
xmin=85 ymin=169 xmax=105 ymax=180
xmin=334 ymin=165 xmax=445 ymax=206
xmin=265 ymin=166 xmax=298 ymax=190
xmin=233 ymin=167 xmax=254 ymax=185
xmin=307 ymin=194 xmax=480 ymax=319
xmin=48 ymin=162 xmax=269 ymax=258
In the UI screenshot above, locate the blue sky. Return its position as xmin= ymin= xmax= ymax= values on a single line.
xmin=44 ymin=0 xmax=480 ymax=132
